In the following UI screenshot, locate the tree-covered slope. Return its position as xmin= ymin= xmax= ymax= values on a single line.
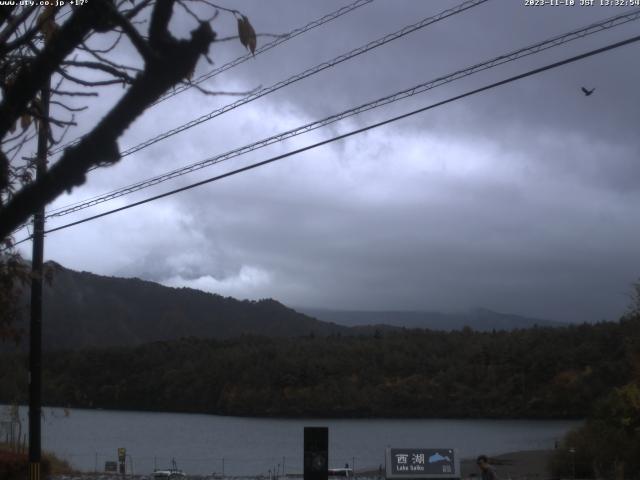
xmin=14 ymin=262 xmax=348 ymax=350
xmin=8 ymin=262 xmax=567 ymax=352
xmin=1 ymin=317 xmax=637 ymax=418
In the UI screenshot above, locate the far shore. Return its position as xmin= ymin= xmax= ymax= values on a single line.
xmin=2 ymin=402 xmax=587 ymax=421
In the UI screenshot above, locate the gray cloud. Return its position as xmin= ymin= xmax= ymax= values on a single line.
xmin=21 ymin=0 xmax=640 ymax=324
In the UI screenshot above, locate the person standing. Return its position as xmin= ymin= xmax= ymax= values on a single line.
xmin=477 ymin=455 xmax=498 ymax=480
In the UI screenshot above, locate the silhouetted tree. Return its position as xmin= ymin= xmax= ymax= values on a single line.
xmin=0 ymin=0 xmax=258 ymax=338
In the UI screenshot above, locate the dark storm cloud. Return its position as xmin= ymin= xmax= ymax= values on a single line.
xmin=25 ymin=0 xmax=640 ymax=323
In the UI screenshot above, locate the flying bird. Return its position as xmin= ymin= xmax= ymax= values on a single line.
xmin=581 ymin=87 xmax=595 ymax=96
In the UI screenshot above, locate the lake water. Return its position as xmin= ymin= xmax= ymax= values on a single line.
xmin=5 ymin=406 xmax=581 ymax=476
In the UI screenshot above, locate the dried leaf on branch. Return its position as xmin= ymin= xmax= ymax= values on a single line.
xmin=237 ymin=15 xmax=257 ymax=55
xmin=20 ymin=114 xmax=31 ymax=130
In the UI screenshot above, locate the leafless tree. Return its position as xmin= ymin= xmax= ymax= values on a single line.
xmin=0 ymin=0 xmax=258 ymax=339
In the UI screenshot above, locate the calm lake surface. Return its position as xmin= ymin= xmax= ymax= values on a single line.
xmin=7 ymin=406 xmax=581 ymax=476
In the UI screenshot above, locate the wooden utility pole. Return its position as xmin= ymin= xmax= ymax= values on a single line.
xmin=29 ymin=80 xmax=50 ymax=480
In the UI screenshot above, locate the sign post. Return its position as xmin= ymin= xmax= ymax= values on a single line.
xmin=118 ymin=448 xmax=126 ymax=476
xmin=386 ymin=448 xmax=460 ymax=480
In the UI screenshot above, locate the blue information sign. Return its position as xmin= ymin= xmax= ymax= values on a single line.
xmin=385 ymin=448 xmax=460 ymax=479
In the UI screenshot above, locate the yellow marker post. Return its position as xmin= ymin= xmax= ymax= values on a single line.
xmin=29 ymin=462 xmax=40 ymax=480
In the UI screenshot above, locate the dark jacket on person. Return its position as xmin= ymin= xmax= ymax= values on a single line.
xmin=481 ymin=466 xmax=498 ymax=480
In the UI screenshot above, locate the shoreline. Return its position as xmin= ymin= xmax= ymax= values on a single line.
xmin=346 ymin=450 xmax=554 ymax=480
xmin=461 ymin=450 xmax=553 ymax=479
xmin=2 ymin=403 xmax=586 ymax=421
xmin=48 ymin=450 xmax=555 ymax=480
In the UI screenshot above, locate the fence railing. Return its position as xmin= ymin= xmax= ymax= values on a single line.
xmin=51 ymin=452 xmax=383 ymax=478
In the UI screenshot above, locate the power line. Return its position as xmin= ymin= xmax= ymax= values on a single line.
xmin=81 ymin=0 xmax=490 ymax=166
xmin=19 ymin=32 xmax=639 ymax=243
xmin=48 ymin=0 xmax=375 ymax=156
xmin=154 ymin=0 xmax=375 ymax=105
xmin=44 ymin=8 xmax=640 ymax=219
xmin=37 ymin=0 xmax=490 ymax=223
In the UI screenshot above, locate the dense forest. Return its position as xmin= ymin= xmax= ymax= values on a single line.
xmin=1 ymin=317 xmax=638 ymax=419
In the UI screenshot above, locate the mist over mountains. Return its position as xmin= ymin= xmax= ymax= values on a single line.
xmin=12 ymin=261 xmax=564 ymax=351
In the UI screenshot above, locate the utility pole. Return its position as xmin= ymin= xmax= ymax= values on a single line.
xmin=29 ymin=79 xmax=50 ymax=480
xmin=569 ymin=447 xmax=576 ymax=480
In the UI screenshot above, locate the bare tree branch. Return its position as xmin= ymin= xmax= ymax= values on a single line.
xmin=108 ymin=5 xmax=156 ymax=62
xmin=0 ymin=5 xmax=36 ymax=53
xmin=50 ymin=88 xmax=99 ymax=97
xmin=0 ymin=5 xmax=217 ymax=238
xmin=61 ymin=59 xmax=137 ymax=82
xmin=79 ymin=44 xmax=141 ymax=73
xmin=149 ymin=0 xmax=174 ymax=48
xmin=57 ymin=67 xmax=131 ymax=87
xmin=0 ymin=1 xmax=112 ymax=140
xmin=80 ymin=31 xmax=123 ymax=54
xmin=50 ymin=100 xmax=88 ymax=112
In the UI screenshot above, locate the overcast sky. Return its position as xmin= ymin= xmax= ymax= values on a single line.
xmin=17 ymin=0 xmax=640 ymax=323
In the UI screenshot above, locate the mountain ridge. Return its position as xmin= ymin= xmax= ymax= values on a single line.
xmin=298 ymin=306 xmax=565 ymax=331
xmin=14 ymin=261 xmax=347 ymax=351
xmin=9 ymin=261 xmax=566 ymax=351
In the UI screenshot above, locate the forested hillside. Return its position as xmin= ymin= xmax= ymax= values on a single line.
xmin=1 ymin=317 xmax=637 ymax=418
xmin=7 ymin=262 xmax=565 ymax=352
xmin=11 ymin=262 xmax=348 ymax=351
